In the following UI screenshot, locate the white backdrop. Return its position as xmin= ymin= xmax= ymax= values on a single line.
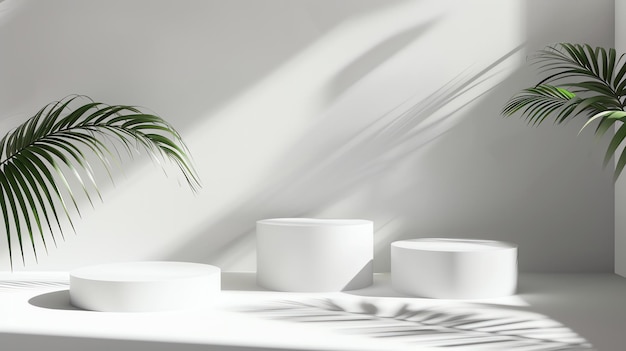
xmin=0 ymin=0 xmax=615 ymax=272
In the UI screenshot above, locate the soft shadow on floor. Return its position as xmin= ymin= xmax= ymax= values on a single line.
xmin=344 ymin=274 xmax=414 ymax=298
xmin=513 ymin=273 xmax=626 ymax=351
xmin=0 ymin=332 xmax=297 ymax=351
xmin=28 ymin=289 xmax=82 ymax=311
xmin=242 ymin=297 xmax=593 ymax=350
xmin=221 ymin=272 xmax=270 ymax=292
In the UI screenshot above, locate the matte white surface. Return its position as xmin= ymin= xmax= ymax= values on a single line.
xmin=2 ymin=272 xmax=625 ymax=350
xmin=257 ymin=218 xmax=373 ymax=292
xmin=392 ymin=238 xmax=517 ymax=299
xmin=70 ymin=261 xmax=220 ymax=312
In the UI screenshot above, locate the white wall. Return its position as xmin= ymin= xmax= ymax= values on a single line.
xmin=0 ymin=0 xmax=615 ymax=272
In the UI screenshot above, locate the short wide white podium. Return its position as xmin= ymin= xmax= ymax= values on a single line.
xmin=257 ymin=218 xmax=373 ymax=292
xmin=391 ymin=238 xmax=517 ymax=299
xmin=70 ymin=261 xmax=221 ymax=312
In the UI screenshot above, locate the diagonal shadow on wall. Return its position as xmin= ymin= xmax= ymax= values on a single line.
xmin=328 ymin=17 xmax=440 ymax=101
xmin=0 ymin=0 xmax=422 ymax=268
xmin=165 ymin=45 xmax=523 ymax=269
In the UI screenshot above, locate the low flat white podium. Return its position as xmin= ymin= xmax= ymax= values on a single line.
xmin=391 ymin=238 xmax=517 ymax=299
xmin=70 ymin=261 xmax=221 ymax=312
xmin=257 ymin=218 xmax=373 ymax=292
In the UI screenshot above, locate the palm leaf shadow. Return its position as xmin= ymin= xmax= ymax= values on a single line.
xmin=243 ymin=298 xmax=593 ymax=350
xmin=329 ymin=17 xmax=441 ymax=100
xmin=0 ymin=279 xmax=68 ymax=291
xmin=167 ymin=45 xmax=526 ymax=268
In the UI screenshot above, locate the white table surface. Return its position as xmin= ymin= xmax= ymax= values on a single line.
xmin=0 ymin=271 xmax=622 ymax=351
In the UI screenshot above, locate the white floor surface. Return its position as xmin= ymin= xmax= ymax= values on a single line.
xmin=0 ymin=272 xmax=623 ymax=351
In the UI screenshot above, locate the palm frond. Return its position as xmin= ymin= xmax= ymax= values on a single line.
xmin=535 ymin=44 xmax=620 ymax=92
xmin=0 ymin=95 xmax=201 ymax=267
xmin=503 ymin=43 xmax=626 ymax=180
xmin=501 ymin=85 xmax=592 ymax=126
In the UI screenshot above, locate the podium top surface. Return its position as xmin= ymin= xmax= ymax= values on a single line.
xmin=392 ymin=238 xmax=517 ymax=252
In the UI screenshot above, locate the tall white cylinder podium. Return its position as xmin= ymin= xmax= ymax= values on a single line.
xmin=256 ymin=218 xmax=373 ymax=292
xmin=391 ymin=238 xmax=517 ymax=299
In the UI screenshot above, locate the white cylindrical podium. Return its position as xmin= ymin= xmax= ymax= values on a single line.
xmin=391 ymin=238 xmax=517 ymax=299
xmin=256 ymin=218 xmax=373 ymax=292
xmin=70 ymin=261 xmax=221 ymax=312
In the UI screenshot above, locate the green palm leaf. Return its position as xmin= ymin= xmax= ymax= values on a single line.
xmin=0 ymin=95 xmax=201 ymax=267
xmin=503 ymin=43 xmax=626 ymax=180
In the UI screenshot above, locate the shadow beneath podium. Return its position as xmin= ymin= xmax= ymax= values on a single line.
xmin=343 ymin=261 xmax=374 ymax=291
xmin=221 ymin=272 xmax=269 ymax=292
xmin=28 ymin=289 xmax=83 ymax=311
